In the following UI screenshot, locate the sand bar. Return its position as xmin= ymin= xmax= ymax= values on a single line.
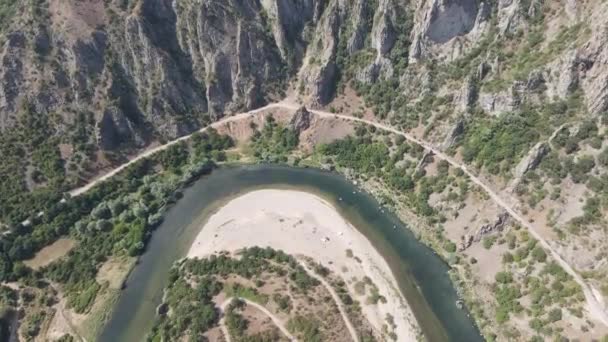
xmin=187 ymin=189 xmax=419 ymax=340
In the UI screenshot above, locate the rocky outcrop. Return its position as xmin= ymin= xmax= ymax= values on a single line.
xmin=507 ymin=142 xmax=550 ymax=192
xmin=475 ymin=212 xmax=509 ymax=240
xmin=578 ymin=7 xmax=608 ymax=115
xmin=372 ymin=1 xmax=397 ymax=56
xmin=425 ymin=0 xmax=479 ymax=44
xmin=346 ymin=0 xmax=372 ymax=54
xmin=290 ymin=106 xmax=311 ymax=134
xmin=496 ymin=0 xmax=525 ymax=35
xmin=513 ymin=142 xmax=550 ymax=180
xmin=479 ymin=90 xmax=518 ymax=115
xmin=442 ymin=118 xmax=465 ymax=149
xmin=456 ymin=76 xmax=478 ymax=111
xmin=298 ymin=3 xmax=340 ymax=106
xmin=0 ymin=0 xmax=414 ymax=149
xmin=460 ymin=212 xmax=510 ymax=251
xmin=260 ymin=0 xmax=318 ymax=60
xmin=409 ymin=0 xmax=491 ymax=62
xmin=98 ymin=106 xmax=144 ymax=151
xmin=545 ymin=50 xmax=582 ymax=100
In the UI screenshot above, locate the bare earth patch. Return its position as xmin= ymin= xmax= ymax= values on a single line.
xmin=96 ymin=256 xmax=136 ymax=290
xmin=24 ymin=238 xmax=76 ymax=270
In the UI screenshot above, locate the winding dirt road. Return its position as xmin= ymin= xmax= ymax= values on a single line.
xmin=68 ymin=101 xmax=608 ymax=326
xmin=297 ymin=259 xmax=360 ymax=342
xmin=218 ymin=259 xmax=359 ymax=342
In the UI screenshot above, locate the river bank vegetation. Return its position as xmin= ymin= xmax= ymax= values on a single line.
xmin=0 ymin=128 xmax=234 ymax=340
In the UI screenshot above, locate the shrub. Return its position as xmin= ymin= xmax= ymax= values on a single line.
xmin=444 ymin=241 xmax=457 ymax=253
xmin=495 ymin=272 xmax=513 ymax=284
xmin=548 ymin=308 xmax=562 ymax=322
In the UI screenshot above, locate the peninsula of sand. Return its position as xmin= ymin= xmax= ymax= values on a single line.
xmin=187 ymin=189 xmax=420 ymax=340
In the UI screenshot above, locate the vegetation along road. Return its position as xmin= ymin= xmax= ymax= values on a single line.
xmin=67 ymin=101 xmax=608 ymax=327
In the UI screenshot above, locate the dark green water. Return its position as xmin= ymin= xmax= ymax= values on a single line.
xmin=99 ymin=165 xmax=483 ymax=342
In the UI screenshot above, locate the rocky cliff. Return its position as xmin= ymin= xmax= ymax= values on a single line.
xmin=2 ymin=0 xmax=607 ymax=239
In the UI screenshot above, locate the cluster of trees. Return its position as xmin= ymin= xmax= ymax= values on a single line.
xmin=0 ymin=104 xmax=68 ymax=226
xmin=156 ymin=128 xmax=234 ymax=173
xmin=320 ymin=136 xmax=390 ymax=175
xmin=150 ymin=247 xmax=319 ymax=341
xmin=0 ymin=128 xmax=235 ymax=319
xmin=585 ymin=174 xmax=608 ymax=220
xmin=250 ymin=116 xmax=299 ymax=163
xmin=461 ymin=111 xmax=540 ymax=176
xmin=0 ymin=0 xmax=18 ymax=32
xmin=184 ymin=247 xmax=318 ymax=293
xmin=495 ymin=231 xmax=583 ymax=332
xmin=553 ymin=119 xmax=602 ymax=154
xmin=540 ymin=151 xmax=600 ymax=186
xmin=191 ymin=129 xmax=234 ymax=162
xmin=493 ymin=273 xmax=523 ymax=323
xmin=319 ymin=133 xmax=462 ymax=221
xmin=225 ymin=299 xmax=248 ymax=338
xmin=148 ymin=274 xmax=222 ymax=341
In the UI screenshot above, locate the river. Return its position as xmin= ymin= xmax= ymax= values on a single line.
xmin=99 ymin=164 xmax=482 ymax=342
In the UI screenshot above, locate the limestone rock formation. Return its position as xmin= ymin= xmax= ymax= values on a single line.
xmin=409 ymin=0 xmax=491 ymax=62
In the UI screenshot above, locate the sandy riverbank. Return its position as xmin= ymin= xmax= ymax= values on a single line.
xmin=187 ymin=189 xmax=419 ymax=341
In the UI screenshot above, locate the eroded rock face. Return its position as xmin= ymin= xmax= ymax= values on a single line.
xmin=456 ymin=76 xmax=478 ymax=112
xmin=409 ymin=0 xmax=490 ymax=62
xmin=98 ymin=107 xmax=143 ymax=151
xmin=425 ymin=0 xmax=478 ymax=44
xmin=0 ymin=0 xmax=415 ymax=162
xmin=261 ymin=0 xmax=318 ymax=59
xmin=545 ymin=50 xmax=581 ymax=100
xmin=372 ymin=1 xmax=397 ymax=56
